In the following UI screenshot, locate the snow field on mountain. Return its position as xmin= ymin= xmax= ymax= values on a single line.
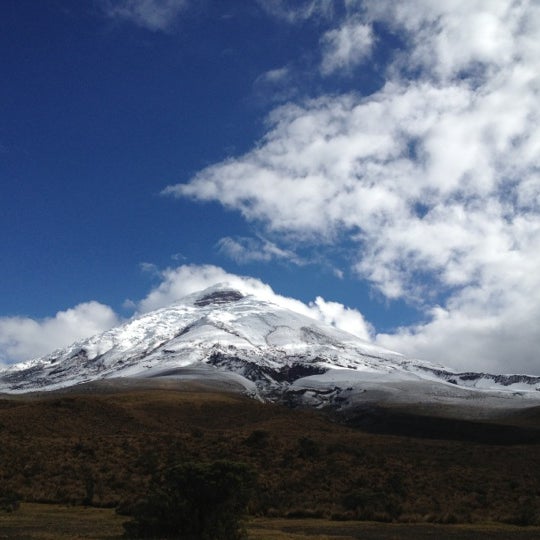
xmin=1 ymin=286 xmax=540 ymax=404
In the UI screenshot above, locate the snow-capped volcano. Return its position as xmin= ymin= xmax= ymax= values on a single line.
xmin=1 ymin=285 xmax=540 ymax=410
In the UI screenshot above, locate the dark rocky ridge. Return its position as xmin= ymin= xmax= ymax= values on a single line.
xmin=421 ymin=366 xmax=540 ymax=389
xmin=194 ymin=289 xmax=244 ymax=307
xmin=207 ymin=351 xmax=327 ymax=385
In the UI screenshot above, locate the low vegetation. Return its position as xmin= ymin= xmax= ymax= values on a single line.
xmin=1 ymin=384 xmax=540 ymax=532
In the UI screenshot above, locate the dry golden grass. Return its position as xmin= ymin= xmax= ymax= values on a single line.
xmin=0 ymin=503 xmax=125 ymax=539
xmin=249 ymin=518 xmax=540 ymax=539
xmin=2 ymin=505 xmax=540 ymax=540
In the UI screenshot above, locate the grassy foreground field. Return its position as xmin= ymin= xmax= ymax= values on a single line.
xmin=2 ymin=504 xmax=540 ymax=540
xmin=2 ymin=381 xmax=540 ymax=527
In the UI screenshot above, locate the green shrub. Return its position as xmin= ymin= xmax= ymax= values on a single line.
xmin=122 ymin=460 xmax=256 ymax=539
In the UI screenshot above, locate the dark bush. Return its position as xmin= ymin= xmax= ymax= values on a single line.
xmin=503 ymin=496 xmax=540 ymax=526
xmin=342 ymin=486 xmax=402 ymax=521
xmin=244 ymin=429 xmax=270 ymax=449
xmin=0 ymin=488 xmax=20 ymax=513
xmin=122 ymin=460 xmax=256 ymax=539
xmin=297 ymin=437 xmax=320 ymax=459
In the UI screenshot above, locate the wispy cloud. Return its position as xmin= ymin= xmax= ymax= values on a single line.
xmin=101 ymin=0 xmax=189 ymax=31
xmin=217 ymin=236 xmax=303 ymax=265
xmin=164 ymin=1 xmax=540 ymax=374
xmin=252 ymin=67 xmax=298 ymax=105
xmin=320 ymin=19 xmax=373 ymax=75
xmin=256 ymin=0 xmax=334 ymax=24
xmin=258 ymin=67 xmax=290 ymax=84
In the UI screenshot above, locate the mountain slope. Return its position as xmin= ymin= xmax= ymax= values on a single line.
xmin=1 ymin=286 xmax=539 ymax=412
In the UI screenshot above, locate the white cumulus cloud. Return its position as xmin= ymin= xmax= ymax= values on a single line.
xmin=312 ymin=296 xmax=373 ymax=341
xmin=0 ymin=302 xmax=121 ymax=365
xmin=164 ymin=1 xmax=540 ymax=374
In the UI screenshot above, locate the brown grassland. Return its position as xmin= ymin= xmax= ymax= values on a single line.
xmin=2 ymin=503 xmax=540 ymax=539
xmin=1 ymin=381 xmax=540 ymax=538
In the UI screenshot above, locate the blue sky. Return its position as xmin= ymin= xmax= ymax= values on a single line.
xmin=1 ymin=1 xmax=540 ymax=375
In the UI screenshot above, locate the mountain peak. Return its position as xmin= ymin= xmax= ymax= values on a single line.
xmin=1 ymin=286 xmax=540 ymax=411
xmin=193 ymin=287 xmax=244 ymax=307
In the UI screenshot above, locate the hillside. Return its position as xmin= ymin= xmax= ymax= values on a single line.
xmin=2 ymin=381 xmax=540 ymax=526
